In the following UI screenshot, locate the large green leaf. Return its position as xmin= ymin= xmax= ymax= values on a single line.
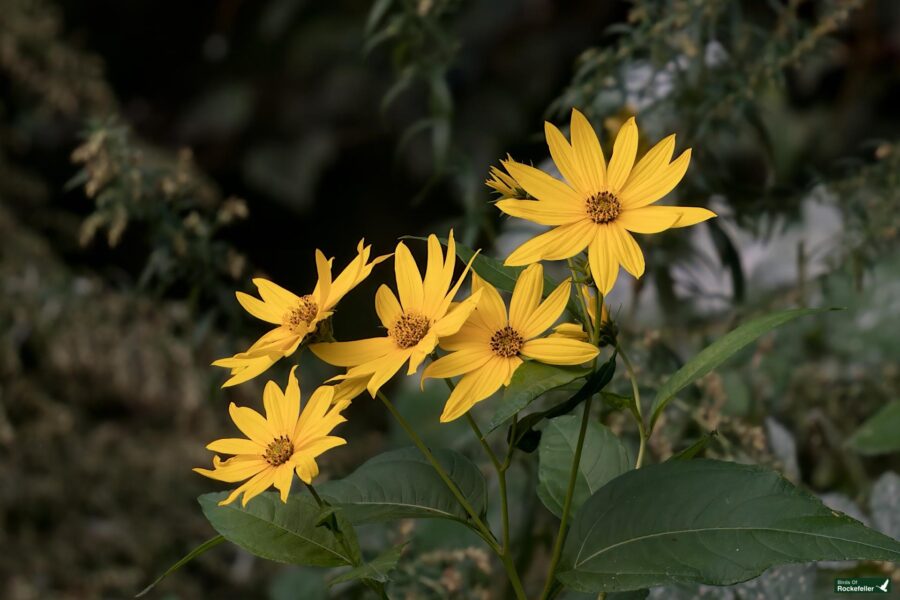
xmin=199 ymin=492 xmax=354 ymax=567
xmin=650 ymin=308 xmax=835 ymax=428
xmin=537 ymin=415 xmax=631 ymax=518
xmin=329 ymin=544 xmax=405 ymax=586
xmin=320 ymin=447 xmax=487 ymax=524
xmin=558 ymin=459 xmax=900 ymax=593
xmin=848 ymin=400 xmax=900 ymax=455
xmin=488 ymin=362 xmax=591 ymax=432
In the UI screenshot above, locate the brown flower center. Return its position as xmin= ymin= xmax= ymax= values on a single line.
xmin=264 ymin=435 xmax=294 ymax=466
xmin=283 ymin=294 xmax=318 ymax=332
xmin=390 ymin=313 xmax=431 ymax=349
xmin=585 ymin=191 xmax=621 ymax=224
xmin=490 ymin=326 xmax=524 ymax=358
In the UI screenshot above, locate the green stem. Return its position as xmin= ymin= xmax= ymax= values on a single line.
xmin=540 ymin=395 xmax=594 ymax=600
xmin=618 ymin=345 xmax=647 ymax=469
xmin=378 ymin=391 xmax=527 ymax=599
xmin=464 ymin=412 xmax=510 ymax=554
xmin=567 ymin=258 xmax=594 ymax=340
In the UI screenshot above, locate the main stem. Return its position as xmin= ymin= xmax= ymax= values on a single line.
xmin=377 ymin=391 xmax=527 ymax=599
xmin=540 ymin=395 xmax=594 ymax=600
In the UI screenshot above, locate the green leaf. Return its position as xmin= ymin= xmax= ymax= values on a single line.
xmin=668 ymin=431 xmax=719 ymax=461
xmin=558 ymin=459 xmax=900 ymax=593
xmin=650 ymin=308 xmax=837 ymax=428
xmin=848 ymin=399 xmax=900 ymax=455
xmin=320 ymin=447 xmax=487 ymax=524
xmin=136 ymin=536 xmax=224 ymax=598
xmin=328 ymin=544 xmax=405 ymax=586
xmin=488 ymin=362 xmax=591 ymax=432
xmin=198 ymin=492 xmax=354 ymax=567
xmin=538 ymin=415 xmax=631 ymax=518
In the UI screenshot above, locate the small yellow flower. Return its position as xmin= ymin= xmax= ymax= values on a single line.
xmin=485 ymin=159 xmax=524 ymax=198
xmin=497 ymin=108 xmax=716 ymax=294
xmin=422 ymin=264 xmax=599 ymax=422
xmin=310 ymin=231 xmax=482 ymax=398
xmin=194 ymin=368 xmax=347 ymax=506
xmin=213 ymin=239 xmax=389 ymax=386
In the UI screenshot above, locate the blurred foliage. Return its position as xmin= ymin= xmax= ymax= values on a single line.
xmin=0 ymin=0 xmax=898 ymax=598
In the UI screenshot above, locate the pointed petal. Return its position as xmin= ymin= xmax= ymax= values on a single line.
xmin=587 ymin=226 xmax=619 ymax=295
xmin=253 ymin=278 xmax=300 ymax=312
xmin=440 ymin=321 xmax=493 ymax=352
xmin=667 ymin=206 xmax=717 ymax=228
xmin=214 ymin=353 xmax=278 ymax=387
xmin=616 ymin=205 xmax=680 ymax=233
xmin=293 ymin=455 xmax=319 ymax=484
xmin=422 ymin=346 xmax=494 ymax=383
xmin=394 ymin=241 xmax=424 ymax=312
xmin=610 ymin=225 xmax=645 ymax=278
xmin=520 ymin=338 xmax=599 ymax=365
xmin=294 ymin=386 xmax=335 ymax=440
xmin=263 ymin=380 xmax=288 ymax=436
xmin=313 ymin=250 xmax=332 ymax=307
xmin=283 ymin=366 xmax=301 ymax=425
xmin=240 ymin=469 xmax=277 ymax=506
xmin=236 ymin=291 xmax=282 ymax=324
xmin=439 ymin=357 xmax=511 ymax=423
xmin=470 ymin=272 xmax=507 ymax=331
xmin=496 ymin=198 xmax=585 ymax=226
xmin=620 ymin=148 xmax=691 ymax=208
xmin=422 ymin=233 xmax=448 ymax=315
xmin=206 ymin=438 xmax=265 ymax=455
xmin=194 ymin=456 xmax=268 ymax=483
xmin=504 ymin=219 xmax=595 ymax=266
xmin=519 ymin=277 xmax=571 ymax=339
xmin=545 ymin=120 xmax=591 ymax=193
xmin=375 ymin=284 xmax=402 ymax=329
xmin=508 ymin=263 xmax=544 ymax=333
xmin=309 ymin=337 xmax=394 ymax=368
xmin=363 ymin=349 xmax=414 ymax=397
xmin=620 ymin=134 xmax=675 ymax=202
xmin=273 ymin=463 xmax=294 ymax=502
xmin=570 ymin=108 xmax=606 ymax=192
xmin=606 ymin=117 xmax=638 ymax=193
xmin=330 ymin=377 xmax=369 ymax=411
xmin=502 ymin=159 xmax=583 ymax=206
xmin=431 ymin=289 xmax=482 ymax=337
xmin=294 ymin=435 xmax=346 ymax=457
xmin=229 ymin=403 xmax=274 ymax=445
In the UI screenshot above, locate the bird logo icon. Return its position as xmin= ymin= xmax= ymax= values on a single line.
xmin=877 ymin=579 xmax=890 ymax=593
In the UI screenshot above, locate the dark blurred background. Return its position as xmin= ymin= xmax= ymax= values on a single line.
xmin=1 ymin=0 xmax=898 ymax=598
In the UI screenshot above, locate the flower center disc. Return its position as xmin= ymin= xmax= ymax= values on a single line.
xmin=585 ymin=191 xmax=621 ymax=224
xmin=490 ymin=326 xmax=524 ymax=358
xmin=264 ymin=436 xmax=294 ymax=466
xmin=283 ymin=294 xmax=318 ymax=332
xmin=390 ymin=313 xmax=431 ymax=349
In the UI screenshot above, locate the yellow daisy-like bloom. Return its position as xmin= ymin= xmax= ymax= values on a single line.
xmin=485 ymin=160 xmax=523 ymax=198
xmin=194 ymin=368 xmax=347 ymax=506
xmin=422 ymin=264 xmax=599 ymax=422
xmin=310 ymin=231 xmax=482 ymax=398
xmin=213 ymin=239 xmax=389 ymax=387
xmin=498 ymin=108 xmax=716 ymax=294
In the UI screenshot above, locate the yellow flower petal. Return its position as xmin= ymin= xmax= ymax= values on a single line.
xmin=229 ymin=402 xmax=275 ymax=445
xmin=293 ymin=454 xmax=319 ymax=484
xmin=610 ymin=224 xmax=645 ymax=278
xmin=362 ymin=349 xmax=414 ymax=397
xmin=667 ymin=206 xmax=717 ymax=228
xmin=283 ymin=366 xmax=301 ymax=426
xmin=431 ymin=289 xmax=482 ymax=338
xmin=394 ymin=241 xmax=424 ymax=312
xmin=331 ymin=376 xmax=369 ymax=411
xmin=615 ymin=206 xmax=680 ymax=233
xmin=263 ymin=380 xmax=288 ymax=436
xmin=496 ymin=198 xmax=586 ymax=226
xmin=239 ymin=468 xmax=278 ymax=506
xmin=620 ymin=134 xmax=675 ymax=202
xmin=295 ymin=435 xmax=346 ymax=457
xmin=519 ymin=277 xmax=571 ymax=339
xmin=504 ymin=219 xmax=595 ymax=266
xmin=606 ymin=117 xmax=638 ymax=193
xmin=214 ymin=353 xmax=278 ymax=388
xmin=327 ymin=239 xmax=390 ymax=307
xmin=218 ymin=469 xmax=272 ymax=505
xmin=545 ymin=120 xmax=592 ymax=194
xmin=588 ymin=225 xmax=619 ymax=295
xmin=206 ymin=438 xmax=265 ymax=455
xmin=422 ymin=346 xmax=494 ymax=383
xmin=194 ymin=457 xmax=268 ymax=483
xmin=502 ymin=159 xmax=583 ymax=207
xmin=295 ymin=386 xmax=335 ymax=439
xmin=273 ymin=463 xmax=294 ymax=503
xmin=375 ymin=284 xmax=402 ymax=329
xmin=549 ymin=322 xmax=589 ymax=341
xmin=470 ymin=272 xmax=507 ymax=330
xmin=309 ymin=337 xmax=394 ymax=367
xmin=439 ymin=357 xmax=516 ymax=422
xmin=620 ymin=148 xmax=691 ymax=208
xmin=570 ymin=108 xmax=606 ymax=192
xmin=520 ymin=338 xmax=599 ymax=365
xmin=236 ymin=291 xmax=282 ymax=324
xmin=508 ymin=263 xmax=544 ymax=333
xmin=440 ymin=321 xmax=492 ymax=352
xmin=253 ymin=278 xmax=300 ymax=312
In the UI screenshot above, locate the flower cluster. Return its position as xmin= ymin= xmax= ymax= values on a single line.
xmin=196 ymin=109 xmax=714 ymax=505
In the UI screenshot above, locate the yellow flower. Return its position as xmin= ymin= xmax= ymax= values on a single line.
xmin=310 ymin=231 xmax=482 ymax=398
xmin=485 ymin=159 xmax=523 ymax=198
xmin=213 ymin=239 xmax=389 ymax=387
xmin=422 ymin=264 xmax=599 ymax=422
xmin=551 ymin=284 xmax=609 ymax=341
xmin=194 ymin=368 xmax=347 ymax=506
xmin=497 ymin=108 xmax=716 ymax=294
